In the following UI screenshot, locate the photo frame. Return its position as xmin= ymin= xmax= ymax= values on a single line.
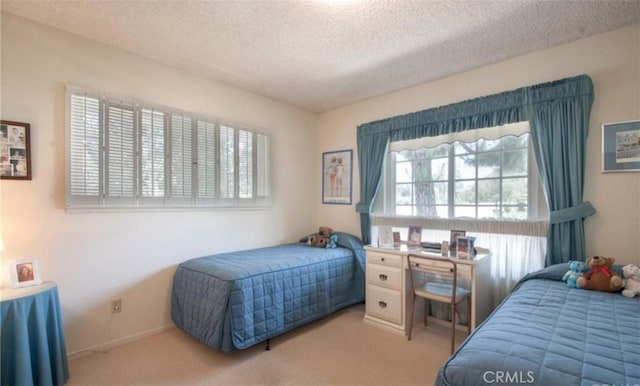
xmin=602 ymin=120 xmax=640 ymax=172
xmin=449 ymin=229 xmax=466 ymax=250
xmin=393 ymin=232 xmax=401 ymax=247
xmin=9 ymin=259 xmax=43 ymax=288
xmin=407 ymin=226 xmax=422 ymax=247
xmin=322 ymin=149 xmax=352 ymax=205
xmin=0 ymin=120 xmax=31 ymax=180
xmin=377 ymin=226 xmax=393 ymax=248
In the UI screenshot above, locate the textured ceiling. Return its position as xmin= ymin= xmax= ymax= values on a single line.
xmin=2 ymin=0 xmax=640 ymax=112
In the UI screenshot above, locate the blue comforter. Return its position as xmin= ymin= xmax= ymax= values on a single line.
xmin=171 ymin=237 xmax=365 ymax=352
xmin=436 ymin=263 xmax=640 ymax=386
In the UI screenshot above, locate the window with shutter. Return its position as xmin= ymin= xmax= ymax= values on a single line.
xmin=105 ymin=101 xmax=136 ymax=205
xmin=68 ymin=93 xmax=102 ymax=206
xmin=66 ymin=85 xmax=270 ymax=210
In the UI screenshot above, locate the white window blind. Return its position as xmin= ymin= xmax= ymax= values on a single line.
xmin=140 ymin=108 xmax=166 ymax=202
xmin=197 ymin=120 xmax=216 ymax=202
xmin=105 ymin=102 xmax=136 ymax=205
xmin=219 ymin=125 xmax=235 ymax=201
xmin=66 ymin=85 xmax=271 ymax=209
xmin=170 ymin=114 xmax=193 ymax=204
xmin=68 ymin=93 xmax=101 ymax=205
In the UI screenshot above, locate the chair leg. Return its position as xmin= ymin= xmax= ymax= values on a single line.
xmin=450 ymin=303 xmax=456 ymax=355
xmin=424 ymin=298 xmax=429 ymax=327
xmin=407 ymin=294 xmax=416 ymax=341
xmin=467 ymin=298 xmax=472 ymax=335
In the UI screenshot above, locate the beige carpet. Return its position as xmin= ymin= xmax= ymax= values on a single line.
xmin=68 ymin=304 xmax=464 ymax=386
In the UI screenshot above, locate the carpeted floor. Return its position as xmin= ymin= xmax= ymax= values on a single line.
xmin=68 ymin=303 xmax=464 ymax=385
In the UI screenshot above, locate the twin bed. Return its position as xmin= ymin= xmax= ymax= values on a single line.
xmin=436 ymin=263 xmax=640 ymax=386
xmin=171 ymin=232 xmax=365 ymax=352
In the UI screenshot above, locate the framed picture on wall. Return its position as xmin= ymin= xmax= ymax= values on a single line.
xmin=0 ymin=120 xmax=31 ymax=180
xmin=602 ymin=120 xmax=640 ymax=172
xmin=322 ymin=149 xmax=353 ymax=205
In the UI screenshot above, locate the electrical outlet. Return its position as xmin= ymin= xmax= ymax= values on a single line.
xmin=111 ymin=298 xmax=122 ymax=314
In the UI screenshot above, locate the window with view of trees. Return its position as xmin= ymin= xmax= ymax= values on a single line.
xmin=377 ymin=132 xmax=544 ymax=221
xmin=66 ymin=86 xmax=270 ymax=209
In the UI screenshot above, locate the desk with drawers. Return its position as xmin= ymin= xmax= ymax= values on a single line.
xmin=363 ymin=246 xmax=492 ymax=335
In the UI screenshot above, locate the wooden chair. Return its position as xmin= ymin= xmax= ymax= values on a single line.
xmin=406 ymin=254 xmax=471 ymax=354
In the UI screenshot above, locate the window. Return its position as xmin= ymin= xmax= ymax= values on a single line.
xmin=66 ymin=86 xmax=270 ymax=209
xmin=374 ymin=123 xmax=546 ymax=222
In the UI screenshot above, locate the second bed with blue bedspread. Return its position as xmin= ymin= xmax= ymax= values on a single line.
xmin=171 ymin=234 xmax=365 ymax=352
xmin=436 ymin=263 xmax=640 ymax=386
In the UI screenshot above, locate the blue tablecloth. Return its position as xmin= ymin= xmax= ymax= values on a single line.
xmin=1 ymin=282 xmax=69 ymax=386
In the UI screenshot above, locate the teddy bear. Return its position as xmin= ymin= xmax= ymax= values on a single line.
xmin=307 ymin=226 xmax=333 ymax=248
xmin=562 ymin=260 xmax=586 ymax=288
xmin=576 ymin=256 xmax=623 ymax=292
xmin=621 ymin=264 xmax=640 ymax=298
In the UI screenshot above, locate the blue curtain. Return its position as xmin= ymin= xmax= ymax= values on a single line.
xmin=356 ymin=75 xmax=594 ymax=263
xmin=525 ymin=78 xmax=595 ymax=265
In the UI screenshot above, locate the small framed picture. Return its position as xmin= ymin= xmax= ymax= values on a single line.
xmin=0 ymin=120 xmax=31 ymax=180
xmin=393 ymin=232 xmax=401 ymax=247
xmin=378 ymin=226 xmax=394 ymax=248
xmin=9 ymin=259 xmax=43 ymax=288
xmin=602 ymin=120 xmax=640 ymax=172
xmin=407 ymin=226 xmax=422 ymax=247
xmin=450 ymin=229 xmax=466 ymax=251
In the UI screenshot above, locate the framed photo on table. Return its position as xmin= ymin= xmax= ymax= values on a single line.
xmin=602 ymin=120 xmax=640 ymax=172
xmin=322 ymin=149 xmax=352 ymax=204
xmin=450 ymin=229 xmax=466 ymax=250
xmin=407 ymin=226 xmax=422 ymax=247
xmin=0 ymin=120 xmax=31 ymax=180
xmin=9 ymin=259 xmax=43 ymax=288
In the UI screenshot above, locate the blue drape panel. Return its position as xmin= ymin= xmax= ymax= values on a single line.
xmin=1 ymin=284 xmax=69 ymax=386
xmin=354 ymin=130 xmax=389 ymax=244
xmin=356 ymin=75 xmax=594 ymax=264
xmin=526 ymin=78 xmax=595 ymax=265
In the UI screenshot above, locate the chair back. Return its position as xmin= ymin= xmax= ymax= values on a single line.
xmin=407 ymin=254 xmax=458 ymax=302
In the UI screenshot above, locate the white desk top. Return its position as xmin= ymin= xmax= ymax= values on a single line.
xmin=365 ymin=245 xmax=490 ymax=265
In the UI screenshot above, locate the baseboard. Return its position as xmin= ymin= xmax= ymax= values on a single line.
xmin=67 ymin=324 xmax=176 ymax=360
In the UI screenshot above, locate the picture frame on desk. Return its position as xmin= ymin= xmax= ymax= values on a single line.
xmin=449 ymin=229 xmax=466 ymax=251
xmin=456 ymin=236 xmax=476 ymax=259
xmin=407 ymin=226 xmax=422 ymax=247
xmin=378 ymin=226 xmax=394 ymax=248
xmin=9 ymin=258 xmax=43 ymax=288
xmin=393 ymin=231 xmax=401 ymax=247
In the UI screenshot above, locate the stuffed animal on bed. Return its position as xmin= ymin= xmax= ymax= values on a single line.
xmin=621 ymin=264 xmax=640 ymax=298
xmin=562 ymin=260 xmax=586 ymax=288
xmin=307 ymin=226 xmax=334 ymax=248
xmin=576 ymin=256 xmax=623 ymax=292
xmin=326 ymin=234 xmax=338 ymax=249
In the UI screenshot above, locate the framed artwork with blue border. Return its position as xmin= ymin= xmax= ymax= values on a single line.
xmin=322 ymin=149 xmax=352 ymax=204
xmin=602 ymin=120 xmax=640 ymax=172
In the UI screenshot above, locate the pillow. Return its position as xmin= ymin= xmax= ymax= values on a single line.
xmin=333 ymin=232 xmax=364 ymax=251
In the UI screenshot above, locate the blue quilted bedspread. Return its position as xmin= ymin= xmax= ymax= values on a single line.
xmin=436 ymin=263 xmax=640 ymax=386
xmin=171 ymin=240 xmax=365 ymax=352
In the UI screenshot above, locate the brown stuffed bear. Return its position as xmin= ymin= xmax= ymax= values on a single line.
xmin=576 ymin=256 xmax=623 ymax=292
xmin=307 ymin=226 xmax=333 ymax=248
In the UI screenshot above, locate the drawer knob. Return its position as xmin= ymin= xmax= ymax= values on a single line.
xmin=379 ymin=274 xmax=388 ymax=281
xmin=381 ymin=257 xmax=385 ymax=262
xmin=378 ymin=301 xmax=387 ymax=309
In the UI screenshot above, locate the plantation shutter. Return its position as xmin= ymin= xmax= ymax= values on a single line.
xmin=140 ymin=108 xmax=166 ymax=205
xmin=169 ymin=114 xmax=193 ymax=205
xmin=256 ymin=133 xmax=270 ymax=200
xmin=67 ymin=91 xmax=102 ymax=206
xmin=196 ymin=120 xmax=216 ymax=205
xmin=238 ymin=129 xmax=253 ymax=200
xmin=219 ymin=125 xmax=235 ymax=203
xmin=105 ymin=101 xmax=136 ymax=205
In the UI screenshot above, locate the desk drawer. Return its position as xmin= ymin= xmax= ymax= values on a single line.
xmin=366 ymin=251 xmax=402 ymax=268
xmin=367 ymin=264 xmax=402 ymax=290
xmin=366 ymin=286 xmax=402 ymax=324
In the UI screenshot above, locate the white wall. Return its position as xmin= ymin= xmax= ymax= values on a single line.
xmin=317 ymin=24 xmax=640 ymax=266
xmin=0 ymin=13 xmax=318 ymax=353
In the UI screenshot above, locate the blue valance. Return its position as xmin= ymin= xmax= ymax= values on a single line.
xmin=356 ymin=74 xmax=595 ymax=265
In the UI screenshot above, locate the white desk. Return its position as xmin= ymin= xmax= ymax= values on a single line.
xmin=363 ymin=246 xmax=492 ymax=336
